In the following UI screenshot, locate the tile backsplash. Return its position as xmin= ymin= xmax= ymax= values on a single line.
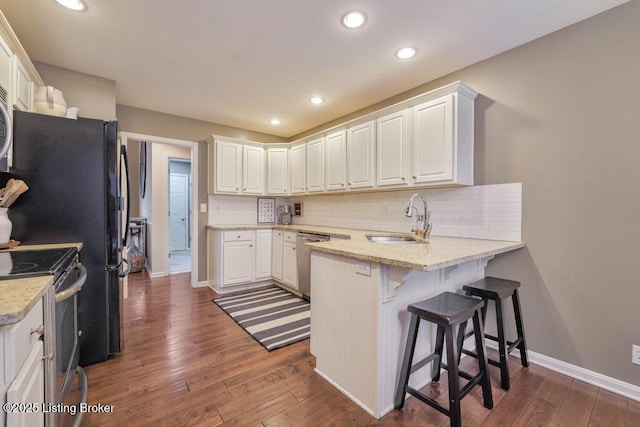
xmin=209 ymin=183 xmax=522 ymax=242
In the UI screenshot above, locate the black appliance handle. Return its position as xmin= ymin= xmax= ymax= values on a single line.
xmin=55 ymin=263 xmax=87 ymax=304
xmin=120 ymin=145 xmax=131 ymax=248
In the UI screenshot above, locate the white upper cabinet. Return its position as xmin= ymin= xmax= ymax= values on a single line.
xmin=212 ymin=138 xmax=265 ymax=195
xmin=290 ymin=143 xmax=306 ymax=194
xmin=242 ymin=145 xmax=264 ymax=194
xmin=411 ymin=90 xmax=475 ymax=186
xmin=325 ymin=130 xmax=347 ymax=191
xmin=412 ymin=95 xmax=454 ymax=184
xmin=208 ymin=82 xmax=477 ymax=197
xmin=266 ymin=147 xmax=289 ymax=194
xmin=215 ymin=140 xmax=242 ymax=194
xmin=376 ymin=110 xmax=409 ymax=187
xmin=306 ymin=137 xmax=324 ymax=192
xmin=13 ymin=57 xmax=33 ymax=112
xmin=347 ymin=121 xmax=375 ymax=189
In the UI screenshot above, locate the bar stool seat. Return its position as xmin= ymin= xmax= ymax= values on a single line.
xmin=395 ymin=292 xmax=493 ymax=427
xmin=458 ymin=277 xmax=528 ymax=390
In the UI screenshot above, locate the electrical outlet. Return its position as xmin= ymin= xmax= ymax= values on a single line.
xmin=356 ymin=263 xmax=371 ymax=276
xmin=633 ymin=345 xmax=640 ymax=365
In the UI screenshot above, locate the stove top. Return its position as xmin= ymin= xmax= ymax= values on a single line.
xmin=0 ymin=247 xmax=78 ymax=280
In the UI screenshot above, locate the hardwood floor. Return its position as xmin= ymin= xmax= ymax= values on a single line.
xmin=80 ymin=271 xmax=640 ymax=426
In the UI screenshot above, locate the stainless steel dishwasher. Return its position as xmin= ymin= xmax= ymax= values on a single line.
xmin=296 ymin=231 xmax=330 ymax=301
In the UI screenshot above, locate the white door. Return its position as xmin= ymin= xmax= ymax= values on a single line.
xmin=170 ymin=173 xmax=189 ymax=251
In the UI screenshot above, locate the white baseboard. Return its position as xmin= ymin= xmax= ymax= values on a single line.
xmin=192 ymin=280 xmax=209 ymax=288
xmin=484 ymin=342 xmax=640 ymax=402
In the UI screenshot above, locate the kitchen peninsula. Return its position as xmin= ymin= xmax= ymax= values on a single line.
xmin=306 ymin=233 xmax=524 ymax=418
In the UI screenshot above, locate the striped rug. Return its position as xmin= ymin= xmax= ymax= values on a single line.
xmin=213 ymin=286 xmax=310 ymax=351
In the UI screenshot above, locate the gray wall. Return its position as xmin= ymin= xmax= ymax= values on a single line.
xmin=294 ymin=2 xmax=640 ymax=386
xmin=114 ymin=106 xmax=287 ymax=284
xmin=34 ymin=62 xmax=116 ymax=121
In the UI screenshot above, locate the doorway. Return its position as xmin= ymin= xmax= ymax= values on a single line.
xmin=169 ymin=158 xmax=192 ymax=273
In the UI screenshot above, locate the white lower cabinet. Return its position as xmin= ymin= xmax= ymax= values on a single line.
xmin=221 ymin=230 xmax=255 ymax=287
xmin=1 ymin=299 xmax=45 ymax=427
xmin=281 ymin=232 xmax=298 ymax=289
xmin=255 ymin=229 xmax=272 ymax=279
xmin=270 ymin=231 xmax=297 ymax=290
xmin=208 ymin=228 xmax=302 ymax=292
xmin=6 ymin=341 xmax=44 ymax=427
xmin=271 ymin=230 xmax=284 ymax=280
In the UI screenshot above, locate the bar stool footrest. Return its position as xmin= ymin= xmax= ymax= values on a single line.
xmin=406 ymin=386 xmax=451 ymax=417
xmin=410 ymin=353 xmax=440 ymax=375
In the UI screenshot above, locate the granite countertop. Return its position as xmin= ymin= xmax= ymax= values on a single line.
xmin=207 ymin=224 xmax=524 ymax=271
xmin=0 ymin=276 xmax=53 ymax=326
xmin=0 ymin=242 xmax=83 ymax=326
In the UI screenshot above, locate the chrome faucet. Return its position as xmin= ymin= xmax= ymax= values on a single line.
xmin=405 ymin=193 xmax=432 ymax=241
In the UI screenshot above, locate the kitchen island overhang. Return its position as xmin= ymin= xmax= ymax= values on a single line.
xmin=307 ymin=235 xmax=524 ymax=418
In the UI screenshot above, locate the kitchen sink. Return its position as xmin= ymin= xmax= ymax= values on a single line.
xmin=366 ymin=235 xmax=421 ymax=244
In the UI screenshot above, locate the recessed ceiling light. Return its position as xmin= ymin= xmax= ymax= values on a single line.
xmin=342 ymin=11 xmax=366 ymax=29
xmin=396 ymin=47 xmax=417 ymax=60
xmin=55 ymin=0 xmax=86 ymax=11
xmin=309 ymin=96 xmax=324 ymax=105
xmin=270 ymin=118 xmax=281 ymax=126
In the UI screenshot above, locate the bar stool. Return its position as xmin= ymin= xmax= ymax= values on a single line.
xmin=458 ymin=277 xmax=528 ymax=390
xmin=394 ymin=292 xmax=493 ymax=427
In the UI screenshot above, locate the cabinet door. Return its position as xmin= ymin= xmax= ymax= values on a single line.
xmin=242 ymin=145 xmax=264 ymax=194
xmin=14 ymin=57 xmax=33 ymax=112
xmin=255 ymin=229 xmax=272 ymax=279
xmin=306 ymin=138 xmax=324 ymax=192
xmin=6 ymin=341 xmax=44 ymax=427
xmin=282 ymin=242 xmax=298 ymax=289
xmin=376 ymin=110 xmax=408 ymax=187
xmin=325 ymin=130 xmax=347 ymax=191
xmin=215 ymin=141 xmax=242 ymax=194
xmin=271 ymin=230 xmax=283 ymax=280
xmin=290 ymin=144 xmax=306 ymax=194
xmin=266 ymin=148 xmax=289 ymax=194
xmin=347 ymin=121 xmax=375 ymax=189
xmin=412 ymin=94 xmax=454 ymax=184
xmin=222 ymin=240 xmax=254 ymax=286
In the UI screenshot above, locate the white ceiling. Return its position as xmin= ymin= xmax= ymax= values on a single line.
xmin=0 ymin=0 xmax=629 ymax=138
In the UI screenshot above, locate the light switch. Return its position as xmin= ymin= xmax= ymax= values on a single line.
xmin=200 ymin=203 xmax=207 ymax=213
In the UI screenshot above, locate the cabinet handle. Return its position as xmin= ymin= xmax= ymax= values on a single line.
xmin=412 ymin=176 xmax=417 ymax=179
xmin=401 ymin=177 xmax=406 ymax=181
xmin=31 ymin=324 xmax=45 ymax=337
xmin=42 ymin=352 xmax=54 ymax=361
xmin=250 ymin=244 xmax=253 ymax=247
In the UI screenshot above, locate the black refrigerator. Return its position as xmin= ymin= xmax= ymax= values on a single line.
xmin=5 ymin=110 xmax=129 ymax=366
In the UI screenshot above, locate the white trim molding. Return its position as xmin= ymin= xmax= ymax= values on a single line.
xmin=485 ymin=343 xmax=640 ymax=402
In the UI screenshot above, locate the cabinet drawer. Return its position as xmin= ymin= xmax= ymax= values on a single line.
xmin=223 ymin=230 xmax=255 ymax=242
xmin=284 ymin=232 xmax=297 ymax=243
xmin=4 ymin=299 xmax=43 ymax=380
